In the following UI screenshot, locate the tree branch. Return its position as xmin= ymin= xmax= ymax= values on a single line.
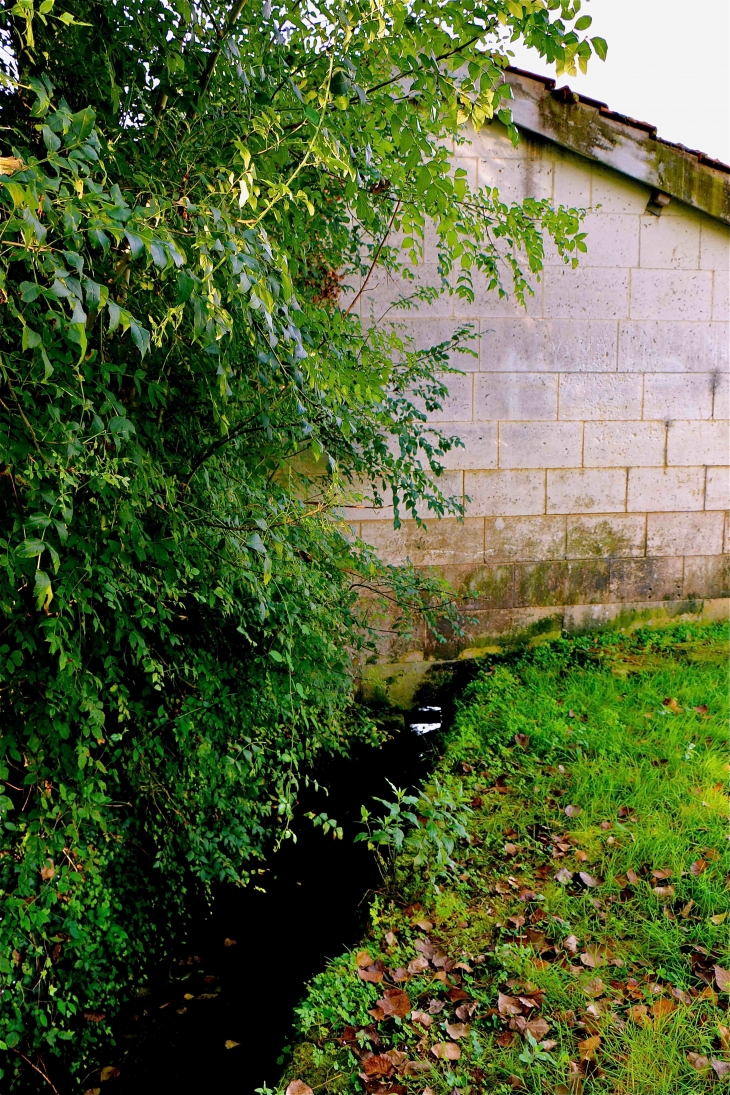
xmin=188 ymin=0 xmax=250 ymax=118
xmin=345 ymin=198 xmax=402 ymax=316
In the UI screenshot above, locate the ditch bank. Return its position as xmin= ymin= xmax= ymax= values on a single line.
xmin=98 ymin=679 xmax=470 ymax=1095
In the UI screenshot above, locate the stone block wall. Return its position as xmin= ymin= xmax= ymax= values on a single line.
xmin=346 ymin=123 xmax=730 ymax=661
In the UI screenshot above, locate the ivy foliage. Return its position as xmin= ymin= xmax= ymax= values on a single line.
xmin=0 ymin=0 xmax=602 ymax=1084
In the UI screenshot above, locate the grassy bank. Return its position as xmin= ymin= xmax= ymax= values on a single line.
xmin=274 ymin=622 xmax=729 ymax=1095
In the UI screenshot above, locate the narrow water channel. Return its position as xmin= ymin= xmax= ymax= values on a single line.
xmin=109 ymin=701 xmax=450 ymax=1094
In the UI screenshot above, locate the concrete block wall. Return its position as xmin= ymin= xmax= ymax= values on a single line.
xmin=346 ymin=124 xmax=730 ymax=659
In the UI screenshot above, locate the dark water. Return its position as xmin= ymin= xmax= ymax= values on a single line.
xmin=103 ymin=703 xmax=448 ymax=1095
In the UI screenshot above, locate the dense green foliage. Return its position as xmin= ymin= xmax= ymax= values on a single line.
xmin=0 ymin=0 xmax=603 ymax=1083
xmin=282 ymin=623 xmax=730 ymax=1095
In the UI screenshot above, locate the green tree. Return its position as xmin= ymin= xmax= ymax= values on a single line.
xmin=0 ymin=0 xmax=601 ymax=1085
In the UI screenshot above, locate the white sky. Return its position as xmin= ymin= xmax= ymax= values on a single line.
xmin=507 ymin=0 xmax=730 ymax=165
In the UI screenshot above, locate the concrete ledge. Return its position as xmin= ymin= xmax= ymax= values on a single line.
xmin=360 ymin=597 xmax=729 ymax=708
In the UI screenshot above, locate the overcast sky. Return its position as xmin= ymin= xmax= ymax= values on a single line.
xmin=507 ymin=0 xmax=730 ymax=165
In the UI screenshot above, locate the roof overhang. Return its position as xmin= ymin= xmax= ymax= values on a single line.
xmin=505 ymin=68 xmax=730 ymax=226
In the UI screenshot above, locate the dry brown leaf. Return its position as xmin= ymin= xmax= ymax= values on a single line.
xmin=626 ymin=868 xmax=639 ymax=885
xmin=84 ymin=1011 xmax=106 ymax=1023
xmin=0 ymin=156 xmax=22 ymax=175
xmin=583 ymin=978 xmax=605 ymax=997
xmin=710 ymin=912 xmax=728 ymax=925
xmin=578 ymin=1035 xmax=601 ymax=1059
xmin=565 ymin=804 xmax=582 ymax=817
xmin=555 ymin=868 xmax=573 ymax=884
xmin=718 ymin=1024 xmax=730 ymax=1051
xmin=376 ymin=988 xmax=411 ymax=1018
xmin=196 ymin=993 xmax=218 ymax=1000
xmin=715 ymin=966 xmax=730 ymax=992
xmin=356 ymin=950 xmax=374 ymax=968
xmin=430 ymin=1041 xmax=461 ymax=1060
xmin=563 ymin=934 xmax=579 ymax=955
xmin=100 ymin=1067 xmax=120 ymax=1081
xmin=687 ymin=1052 xmax=709 ymax=1071
xmin=384 ymin=931 xmax=397 ymax=947
xmin=694 ymin=704 xmax=709 ymax=714
xmin=183 ymin=993 xmax=194 ymax=1001
xmin=504 ymin=843 xmax=519 ymax=856
xmin=712 ymin=1058 xmax=730 ymax=1079
xmin=224 ymin=1040 xmax=240 ymax=1049
xmin=285 ymin=1083 xmax=314 ymax=1095
xmin=445 ymin=1022 xmax=470 ymax=1039
xmin=652 ymin=867 xmax=672 ymax=880
xmin=662 ymin=697 xmax=682 ymax=713
xmin=579 ymin=872 xmax=602 ymax=888
xmin=360 ymin=1054 xmax=395 ymax=1078
xmin=410 ymin=1010 xmax=433 ymax=1027
xmin=407 ymin=956 xmax=430 ymax=975
xmin=223 ymin=938 xmax=237 ymax=947
xmin=652 ymin=885 xmax=675 ymax=898
xmin=652 ymin=998 xmax=675 ymax=1019
xmin=415 ymin=919 xmax=433 ymax=932
xmin=629 ymin=1004 xmax=649 ymax=1024
xmin=421 ymin=1088 xmax=437 ymax=1095
xmin=525 ymin=1016 xmax=550 ymax=1041
xmin=455 ymin=1001 xmax=477 ymax=1020
xmin=497 ymin=992 xmax=523 ymax=1016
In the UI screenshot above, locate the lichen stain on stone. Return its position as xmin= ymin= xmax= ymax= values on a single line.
xmin=567 ymin=520 xmax=634 ymax=559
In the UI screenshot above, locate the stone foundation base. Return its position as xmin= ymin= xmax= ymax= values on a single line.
xmin=361 ymin=596 xmax=729 ymax=708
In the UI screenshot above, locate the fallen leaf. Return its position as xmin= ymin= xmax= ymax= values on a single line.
xmin=652 ymin=998 xmax=675 ymax=1019
xmin=652 ymin=885 xmax=675 ymax=898
xmin=384 ymin=931 xmax=397 ymax=947
xmin=662 ymin=697 xmax=682 ymax=713
xmin=504 ymin=843 xmax=519 ymax=856
xmin=718 ymin=1024 xmax=730 ymax=1051
xmin=578 ymin=1035 xmax=601 ymax=1059
xmin=498 ymin=993 xmax=523 ymax=1016
xmin=583 ymin=978 xmax=605 ymax=997
xmin=196 ymin=993 xmax=218 ymax=1000
xmin=376 ymin=988 xmax=411 ymax=1018
xmin=715 ymin=966 xmax=730 ymax=992
xmin=690 ymin=859 xmax=708 ymax=877
xmin=680 ymin=900 xmax=695 ymax=918
xmin=710 ymin=912 xmax=728 ymax=925
xmin=40 ymin=860 xmax=56 ymax=882
xmin=580 ymin=945 xmax=606 ymax=969
xmin=525 ymin=1016 xmax=550 ymax=1040
xmin=85 ymin=1089 xmax=101 ymax=1095
xmin=407 ymin=956 xmax=430 ymax=975
xmin=358 ymin=961 xmax=385 ymax=984
xmin=421 ymin=1088 xmax=437 ymax=1095
xmin=712 ymin=1059 xmax=730 ymax=1080
xmin=176 ymin=1007 xmax=187 ymax=1015
xmin=652 ymin=867 xmax=672 ymax=879
xmin=224 ymin=1040 xmax=240 ymax=1050
xmin=390 ymin=967 xmax=411 ymax=982
xmin=183 ymin=993 xmax=194 ymax=1001
xmin=402 ymin=1060 xmax=432 ymax=1076
xmin=100 ymin=1067 xmax=120 ymax=1081
xmin=565 ymin=804 xmax=583 ymax=817
xmin=694 ymin=704 xmax=709 ymax=715
xmin=514 ymin=733 xmax=530 ymax=748
xmin=555 ymin=868 xmax=573 ymax=884
xmin=629 ymin=1004 xmax=649 ymax=1024
xmin=626 ymin=868 xmax=640 ymax=885
xmin=356 ymin=950 xmax=374 ymax=968
xmin=563 ymin=934 xmax=579 ymax=955
xmin=455 ymin=1001 xmax=477 ymax=1021
xmin=445 ymin=1022 xmax=469 ymax=1039
xmin=687 ymin=1052 xmax=709 ymax=1071
xmin=430 ymin=1042 xmax=460 ymax=1061
xmin=579 ymin=872 xmax=602 ymax=888
xmin=360 ymin=1054 xmax=395 ymax=1079
xmin=0 ymin=156 xmax=23 ymax=175
xmin=285 ymin=1083 xmax=313 ymax=1095
xmin=223 ymin=938 xmax=237 ymax=947
xmin=427 ymin=998 xmax=445 ymax=1014
xmin=411 ymin=1010 xmax=433 ymax=1027
xmin=84 ymin=1011 xmax=106 ymax=1023
xmin=415 ymin=920 xmax=433 ymax=932
xmin=574 ymin=849 xmax=588 ymax=862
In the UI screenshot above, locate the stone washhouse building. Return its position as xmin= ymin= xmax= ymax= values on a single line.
xmin=346 ymin=69 xmax=730 ymax=704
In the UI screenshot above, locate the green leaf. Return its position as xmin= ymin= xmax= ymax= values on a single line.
xmin=41 ymin=125 xmax=61 ymax=152
xmin=70 ymin=106 xmax=95 ymax=141
xmin=268 ymin=649 xmax=284 ymax=662
xmin=125 ymin=231 xmax=145 ymax=259
xmin=22 ymin=326 xmax=42 ymax=350
xmin=574 ymin=14 xmax=592 ymax=30
xmin=129 ymin=317 xmax=150 ymax=357
xmin=247 ymin=533 xmax=266 ymax=553
xmin=16 ymin=538 xmax=45 ymax=558
xmin=177 ymin=270 xmax=195 ymax=304
xmin=35 ymin=569 xmax=53 ymax=609
xmin=591 ymin=36 xmax=608 ymax=60
xmin=19 ymin=281 xmax=41 ymax=302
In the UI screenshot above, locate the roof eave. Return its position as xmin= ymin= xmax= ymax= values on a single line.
xmin=505 ymin=68 xmax=730 ymax=226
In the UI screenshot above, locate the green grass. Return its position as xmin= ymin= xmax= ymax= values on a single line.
xmin=275 ymin=623 xmax=730 ymax=1095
